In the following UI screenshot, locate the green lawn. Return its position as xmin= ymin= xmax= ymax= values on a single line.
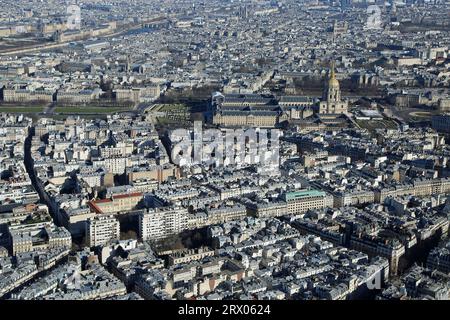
xmin=50 ymin=114 xmax=109 ymax=121
xmin=156 ymin=117 xmax=175 ymax=124
xmin=0 ymin=106 xmax=45 ymax=113
xmin=156 ymin=116 xmax=190 ymax=125
xmin=355 ymin=119 xmax=398 ymax=132
xmin=54 ymin=106 xmax=130 ymax=114
xmin=155 ymin=103 xmax=189 ymax=112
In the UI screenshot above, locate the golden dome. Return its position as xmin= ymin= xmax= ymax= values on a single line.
xmin=329 ymin=78 xmax=340 ymax=88
xmin=328 ymin=63 xmax=340 ymax=88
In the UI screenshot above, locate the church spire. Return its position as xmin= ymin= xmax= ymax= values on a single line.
xmin=330 ymin=61 xmax=336 ymax=81
xmin=325 ymin=60 xmax=341 ymax=103
xmin=328 ymin=60 xmax=339 ymax=89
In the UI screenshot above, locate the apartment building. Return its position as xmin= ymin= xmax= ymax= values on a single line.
xmin=8 ymin=222 xmax=72 ymax=255
xmin=139 ymin=207 xmax=187 ymax=241
xmin=86 ymin=215 xmax=120 ymax=247
xmin=432 ymin=114 xmax=450 ymax=133
xmin=283 ymin=190 xmax=333 ymax=215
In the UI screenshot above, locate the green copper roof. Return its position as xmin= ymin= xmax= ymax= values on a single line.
xmin=285 ymin=189 xmax=326 ymax=201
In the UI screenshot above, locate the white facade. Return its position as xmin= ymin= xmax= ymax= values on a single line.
xmin=139 ymin=207 xmax=188 ymax=240
xmin=86 ymin=215 xmax=120 ymax=247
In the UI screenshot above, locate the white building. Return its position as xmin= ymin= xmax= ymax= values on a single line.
xmin=139 ymin=207 xmax=187 ymax=240
xmin=86 ymin=215 xmax=120 ymax=247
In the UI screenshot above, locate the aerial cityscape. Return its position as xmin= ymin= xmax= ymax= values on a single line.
xmin=0 ymin=0 xmax=450 ymax=303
